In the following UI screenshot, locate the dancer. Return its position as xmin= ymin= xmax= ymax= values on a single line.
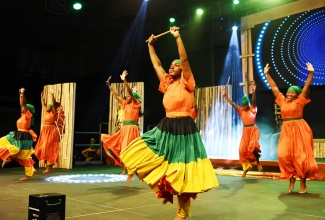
xmin=120 ymin=26 xmax=219 ymax=220
xmin=35 ymin=88 xmax=62 ymax=173
xmin=101 ymin=70 xmax=142 ymax=175
xmin=0 ymin=88 xmax=37 ymax=180
xmin=264 ymin=62 xmax=318 ymax=193
xmin=221 ymin=83 xmax=262 ymax=178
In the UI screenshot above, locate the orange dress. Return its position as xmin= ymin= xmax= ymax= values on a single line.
xmin=276 ymin=93 xmax=318 ymax=180
xmin=237 ymin=106 xmax=261 ymax=169
xmin=101 ymin=100 xmax=141 ymax=166
xmin=35 ymin=111 xmax=60 ymax=165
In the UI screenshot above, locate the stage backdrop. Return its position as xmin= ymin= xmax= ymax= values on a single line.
xmin=195 ymin=85 xmax=241 ymax=159
xmin=107 ymin=82 xmax=144 ymax=136
xmin=38 ymin=83 xmax=76 ymax=169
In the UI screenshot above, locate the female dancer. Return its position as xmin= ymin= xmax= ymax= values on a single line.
xmin=101 ymin=70 xmax=142 ymax=175
xmin=0 ymin=88 xmax=37 ymax=180
xmin=221 ymin=83 xmax=262 ymax=178
xmin=264 ymin=62 xmax=318 ymax=193
xmin=120 ymin=26 xmax=218 ymax=220
xmin=35 ymin=88 xmax=62 ymax=173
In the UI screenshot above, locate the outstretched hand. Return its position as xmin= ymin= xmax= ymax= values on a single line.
xmin=264 ymin=63 xmax=270 ymax=75
xmin=250 ymin=82 xmax=256 ymax=91
xmin=106 ymin=76 xmax=112 ymax=87
xmin=170 ymin=26 xmax=180 ymax=38
xmin=19 ymin=88 xmax=25 ymax=94
xmin=221 ymin=87 xmax=226 ymax=96
xmin=120 ymin=70 xmax=128 ymax=81
xmin=306 ymin=62 xmax=314 ymax=72
xmin=148 ymin=34 xmax=157 ymax=45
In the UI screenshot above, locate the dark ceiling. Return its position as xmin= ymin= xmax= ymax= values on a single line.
xmin=0 ymin=0 xmax=298 ymax=52
xmin=0 ymin=0 xmax=194 ymax=51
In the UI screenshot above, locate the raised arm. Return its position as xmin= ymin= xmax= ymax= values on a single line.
xmin=41 ymin=91 xmax=46 ymax=108
xmin=170 ymin=26 xmax=192 ymax=81
xmin=19 ymin=88 xmax=27 ymax=113
xmin=49 ymin=88 xmax=57 ymax=113
xmin=120 ymin=70 xmax=137 ymax=103
xmin=148 ymin=35 xmax=166 ymax=81
xmin=264 ymin=63 xmax=280 ymax=98
xmin=301 ymin=62 xmax=314 ymax=98
xmin=106 ymin=76 xmax=124 ymax=104
xmin=221 ymin=87 xmax=239 ymax=110
xmin=250 ymin=83 xmax=256 ymax=108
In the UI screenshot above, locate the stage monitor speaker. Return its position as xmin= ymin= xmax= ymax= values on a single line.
xmin=28 ymin=193 xmax=66 ymax=220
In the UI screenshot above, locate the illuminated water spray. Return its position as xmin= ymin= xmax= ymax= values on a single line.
xmin=204 ymin=30 xmax=243 ymax=159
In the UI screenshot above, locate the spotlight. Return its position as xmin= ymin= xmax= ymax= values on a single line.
xmin=196 ymin=8 xmax=204 ymax=15
xmin=232 ymin=25 xmax=238 ymax=31
xmin=233 ymin=0 xmax=239 ymax=4
xmin=72 ymin=2 xmax=83 ymax=10
xmin=169 ymin=17 xmax=176 ymax=23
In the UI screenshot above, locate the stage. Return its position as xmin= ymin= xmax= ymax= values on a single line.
xmin=1 ymin=162 xmax=324 ymax=220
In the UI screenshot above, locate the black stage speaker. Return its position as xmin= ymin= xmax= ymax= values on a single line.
xmin=28 ymin=193 xmax=66 ymax=220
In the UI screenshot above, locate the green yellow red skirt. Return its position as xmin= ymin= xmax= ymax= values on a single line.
xmin=120 ymin=116 xmax=219 ymax=203
xmin=0 ymin=131 xmax=35 ymax=167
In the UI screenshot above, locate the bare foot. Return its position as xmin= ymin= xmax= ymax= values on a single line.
xmin=43 ymin=167 xmax=50 ymax=174
xmin=43 ymin=169 xmax=49 ymax=174
xmin=257 ymin=162 xmax=263 ymax=172
xmin=120 ymin=166 xmax=127 ymax=175
xmin=126 ymin=174 xmax=133 ymax=183
xmin=242 ymin=170 xmax=248 ymax=179
xmin=299 ymin=178 xmax=307 ymax=193
xmin=20 ymin=176 xmax=31 ymax=181
xmin=288 ymin=176 xmax=296 ymax=193
xmin=2 ymin=159 xmax=11 ymax=168
xmin=43 ymin=165 xmax=52 ymax=174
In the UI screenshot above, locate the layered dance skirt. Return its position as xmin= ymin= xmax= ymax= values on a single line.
xmin=120 ymin=116 xmax=219 ymax=203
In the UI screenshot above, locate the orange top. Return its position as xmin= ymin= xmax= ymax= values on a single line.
xmin=237 ymin=106 xmax=257 ymax=125
xmin=17 ymin=110 xmax=33 ymax=130
xmin=275 ymin=93 xmax=310 ymax=119
xmin=44 ymin=111 xmax=56 ymax=124
xmin=159 ymin=74 xmax=195 ymax=117
xmin=122 ymin=100 xmax=141 ymax=122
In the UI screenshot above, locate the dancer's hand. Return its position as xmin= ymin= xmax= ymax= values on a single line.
xmin=170 ymin=26 xmax=180 ymax=38
xmin=148 ymin=34 xmax=156 ymax=45
xmin=250 ymin=82 xmax=256 ymax=92
xmin=19 ymin=88 xmax=25 ymax=94
xmin=306 ymin=62 xmax=314 ymax=72
xmin=221 ymin=87 xmax=226 ymax=96
xmin=106 ymin=76 xmax=112 ymax=87
xmin=264 ymin=63 xmax=270 ymax=75
xmin=120 ymin=70 xmax=128 ymax=81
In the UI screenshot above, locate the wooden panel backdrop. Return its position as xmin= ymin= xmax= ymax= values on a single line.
xmin=195 ymin=85 xmax=240 ymax=159
xmin=38 ymin=83 xmax=76 ymax=169
xmin=107 ymin=82 xmax=144 ymax=135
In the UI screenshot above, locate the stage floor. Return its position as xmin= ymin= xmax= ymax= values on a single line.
xmin=0 ymin=164 xmax=324 ymax=220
